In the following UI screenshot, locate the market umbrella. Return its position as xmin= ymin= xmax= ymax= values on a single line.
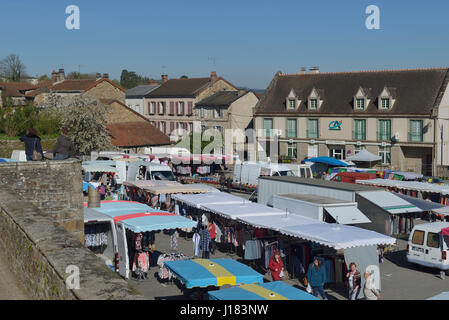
xmin=208 ymin=281 xmax=319 ymax=300
xmin=164 ymin=258 xmax=263 ymax=288
xmin=302 ymin=156 xmax=352 ymax=167
xmin=346 ymin=149 xmax=381 ymax=162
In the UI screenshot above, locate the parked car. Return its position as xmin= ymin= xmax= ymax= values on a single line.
xmin=407 ymin=222 xmax=449 ymax=275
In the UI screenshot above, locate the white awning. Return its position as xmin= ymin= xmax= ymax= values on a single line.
xmin=432 ymin=207 xmax=449 ymax=217
xmin=82 ymin=164 xmax=117 ymax=173
xmin=237 ymin=213 xmax=319 ymax=230
xmin=324 ymin=206 xmax=371 ymax=224
xmin=200 ymin=202 xmax=286 ymax=220
xmin=171 ymin=192 xmax=251 ymax=209
xmin=358 ymin=191 xmax=422 ymax=214
xmin=356 ymin=178 xmax=449 ymax=195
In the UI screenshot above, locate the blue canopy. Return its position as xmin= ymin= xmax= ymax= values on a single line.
xmin=427 ymin=291 xmax=449 ymax=300
xmin=0 ymin=158 xmax=18 ymax=162
xmin=208 ymin=281 xmax=319 ymax=300
xmin=164 ymin=258 xmax=263 ymax=289
xmin=83 ymin=181 xmax=97 ymax=192
xmin=84 ymin=200 xmax=197 ymax=232
xmin=303 ymin=156 xmax=350 ymax=167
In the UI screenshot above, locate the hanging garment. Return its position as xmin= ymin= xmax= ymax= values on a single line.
xmin=132 ymin=252 xmax=149 ymax=273
xmin=193 ymin=233 xmax=201 ymax=257
xmin=200 ymin=228 xmax=211 ymax=253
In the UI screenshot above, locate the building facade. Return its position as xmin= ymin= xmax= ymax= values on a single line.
xmin=254 ymin=68 xmax=449 ymax=176
xmin=125 ymin=81 xmax=160 ymax=115
xmin=143 ymin=72 xmax=237 ymax=141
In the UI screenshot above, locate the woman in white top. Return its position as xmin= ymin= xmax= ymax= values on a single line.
xmin=363 ymin=272 xmax=381 ymax=300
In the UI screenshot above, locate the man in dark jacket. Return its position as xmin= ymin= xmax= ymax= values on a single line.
xmin=20 ymin=128 xmax=44 ymax=161
xmin=51 ymin=128 xmax=76 ymax=160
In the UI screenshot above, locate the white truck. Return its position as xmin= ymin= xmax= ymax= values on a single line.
xmin=126 ymin=161 xmax=176 ymax=182
xmin=407 ymin=222 xmax=449 ymax=275
xmin=233 ymin=161 xmax=311 ymax=187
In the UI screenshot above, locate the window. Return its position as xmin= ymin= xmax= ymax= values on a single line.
xmin=188 ymin=123 xmax=193 ymax=132
xmin=160 ymin=121 xmax=166 ymax=133
xmin=410 ymin=120 xmax=423 ymax=142
xmin=427 ymin=232 xmax=440 ymax=248
xmin=200 ymin=107 xmax=205 ymax=118
xmin=412 ymin=230 xmax=425 ymax=245
xmin=286 ymin=119 xmax=297 ymax=138
xmin=353 ymin=119 xmax=366 ymax=140
xmin=178 ymin=102 xmax=184 ymax=115
xmin=356 ymin=98 xmax=365 ymax=110
xmin=150 ymin=102 xmax=156 ymax=114
xmin=309 ymin=99 xmax=318 ymax=110
xmin=263 ymin=118 xmax=273 ymax=137
xmin=307 ymin=119 xmax=319 ymax=138
xmin=214 ymin=108 xmax=222 ymax=119
xmin=287 ymin=143 xmax=297 ymax=158
xmin=381 ymin=98 xmax=390 ymax=109
xmin=329 ymin=146 xmax=345 ymax=160
xmin=379 ymin=146 xmax=391 ymax=165
xmin=378 ymin=120 xmax=391 ymax=140
xmin=159 ymin=102 xmax=165 ymax=114
xmin=288 ymin=99 xmax=296 ymax=110
xmin=354 ymin=145 xmax=366 ymax=154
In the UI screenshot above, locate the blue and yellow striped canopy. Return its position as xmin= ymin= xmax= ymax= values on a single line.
xmin=208 ymin=281 xmax=319 ymax=300
xmin=164 ymin=258 xmax=263 ymax=288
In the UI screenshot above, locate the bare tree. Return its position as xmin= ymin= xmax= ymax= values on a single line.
xmin=0 ymin=54 xmax=26 ymax=82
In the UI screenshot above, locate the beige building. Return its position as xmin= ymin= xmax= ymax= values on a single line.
xmin=254 ymin=68 xmax=449 ymax=176
xmin=143 ymin=72 xmax=237 ymax=141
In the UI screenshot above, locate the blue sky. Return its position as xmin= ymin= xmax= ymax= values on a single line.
xmin=1 ymin=0 xmax=449 ymax=88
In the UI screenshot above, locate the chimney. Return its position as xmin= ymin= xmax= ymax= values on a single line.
xmin=57 ymin=68 xmax=65 ymax=82
xmin=298 ymin=67 xmax=307 ymax=75
xmin=161 ymin=74 xmax=168 ymax=83
xmin=210 ymin=71 xmax=217 ymax=82
xmin=96 ymin=72 xmax=102 ymax=80
xmin=51 ymin=70 xmax=57 ymax=82
xmin=149 ymin=79 xmax=158 ymax=86
xmin=309 ymin=67 xmax=320 ymax=74
xmin=102 ymin=73 xmax=109 ymax=79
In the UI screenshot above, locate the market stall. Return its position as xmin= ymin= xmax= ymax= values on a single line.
xmin=208 ymin=281 xmax=318 ymax=300
xmin=164 ymin=258 xmax=263 ymax=288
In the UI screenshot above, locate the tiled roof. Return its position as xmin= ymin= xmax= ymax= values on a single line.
xmin=195 ymin=91 xmax=245 ymax=107
xmin=0 ymin=81 xmax=40 ymax=97
xmin=107 ymin=122 xmax=170 ymax=147
xmin=146 ymin=77 xmax=213 ymax=98
xmin=256 ymin=68 xmax=449 ymax=115
xmin=126 ymin=84 xmax=160 ymax=98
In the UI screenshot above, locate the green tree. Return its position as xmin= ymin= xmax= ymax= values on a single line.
xmin=120 ymin=69 xmax=152 ymax=89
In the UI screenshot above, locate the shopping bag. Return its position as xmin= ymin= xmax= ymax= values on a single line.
xmin=306 ymin=283 xmax=312 ymax=294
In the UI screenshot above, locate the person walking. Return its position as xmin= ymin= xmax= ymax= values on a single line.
xmin=363 ymin=272 xmax=381 ymax=300
xmin=98 ymin=182 xmax=106 ymax=200
xmin=346 ymin=262 xmax=361 ymax=300
xmin=268 ymin=250 xmax=284 ymax=281
xmin=51 ymin=127 xmax=75 ymax=160
xmin=200 ymin=226 xmax=211 ymax=259
xmin=207 ymin=219 xmax=216 ymax=255
xmin=20 ymin=128 xmax=44 ymax=161
xmin=307 ymin=257 xmax=327 ymax=299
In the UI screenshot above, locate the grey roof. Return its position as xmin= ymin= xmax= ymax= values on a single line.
xmin=256 ymin=68 xmax=449 ymax=116
xmin=126 ymin=85 xmax=160 ymax=98
xmin=259 ymin=176 xmax=379 ymax=192
xmin=195 ymin=91 xmax=247 ymax=107
xmin=277 ymin=193 xmax=351 ymax=205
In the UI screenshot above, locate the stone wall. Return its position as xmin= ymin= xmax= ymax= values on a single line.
xmin=87 ymin=80 xmax=125 ymax=103
xmin=0 ymin=160 xmax=84 ymax=242
xmin=0 ymin=189 xmax=142 ymax=300
xmin=106 ymin=100 xmax=148 ymax=124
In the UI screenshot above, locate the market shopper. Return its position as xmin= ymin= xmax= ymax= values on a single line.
xmin=20 ymin=128 xmax=44 ymax=161
xmin=346 ymin=262 xmax=361 ymax=300
xmin=363 ymin=272 xmax=381 ymax=300
xmin=307 ymin=257 xmax=327 ymax=299
xmin=98 ymin=182 xmax=106 ymax=200
xmin=51 ymin=127 xmax=75 ymax=160
xmin=200 ymin=226 xmax=211 ymax=259
xmin=269 ymin=250 xmax=284 ymax=281
xmin=207 ymin=219 xmax=216 ymax=254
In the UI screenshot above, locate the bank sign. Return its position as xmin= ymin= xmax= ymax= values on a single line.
xmin=328 ymin=120 xmax=342 ymax=131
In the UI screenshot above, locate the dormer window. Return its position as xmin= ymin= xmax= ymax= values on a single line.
xmin=353 ymin=87 xmax=370 ymax=111
xmin=286 ymin=88 xmax=300 ymax=110
xmin=378 ymin=87 xmax=396 ymax=110
xmin=308 ymin=87 xmax=323 ymax=110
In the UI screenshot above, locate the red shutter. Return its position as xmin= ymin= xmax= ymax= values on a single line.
xmin=170 ymin=102 xmax=175 ymax=115
xmin=188 ymin=101 xmax=193 ymax=115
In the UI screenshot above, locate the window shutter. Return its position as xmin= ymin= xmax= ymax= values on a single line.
xmin=170 ymin=102 xmax=175 ymax=115
xmin=170 ymin=122 xmax=174 ymax=132
xmin=188 ymin=102 xmax=193 ymax=115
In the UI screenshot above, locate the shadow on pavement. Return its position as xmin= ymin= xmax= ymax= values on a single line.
xmin=385 ymin=250 xmax=443 ymax=277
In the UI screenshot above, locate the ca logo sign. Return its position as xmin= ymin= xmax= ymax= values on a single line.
xmin=329 ymin=120 xmax=342 ymax=131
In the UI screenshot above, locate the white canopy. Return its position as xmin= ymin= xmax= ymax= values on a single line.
xmin=325 ymin=206 xmax=371 ymax=224
xmin=200 ymin=202 xmax=286 ymax=220
xmin=431 ymin=207 xmax=449 ymax=217
xmin=280 ymin=223 xmax=396 ymax=249
xmin=237 ymin=213 xmax=319 ymax=230
xmin=358 ymin=191 xmax=422 ymax=214
xmin=123 ymin=180 xmax=208 ymax=195
xmin=347 ymin=149 xmax=381 ymax=162
xmin=82 ymin=164 xmax=117 ymax=173
xmin=171 ymin=192 xmax=251 ymax=209
xmin=356 ymin=178 xmax=449 ymax=195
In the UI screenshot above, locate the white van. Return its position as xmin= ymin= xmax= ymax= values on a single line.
xmin=83 ymin=209 xmax=119 ymax=272
xmin=126 ymin=161 xmax=175 ymax=182
xmin=233 ymin=161 xmax=298 ymax=186
xmin=407 ymin=222 xmax=449 ymax=274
